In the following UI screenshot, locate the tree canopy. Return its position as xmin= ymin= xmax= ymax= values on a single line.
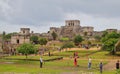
xmin=101 ymin=32 xmax=120 ymax=54
xmin=17 ymin=43 xmax=36 ymax=59
xmin=61 ymin=42 xmax=75 ymax=49
xmin=74 ymin=35 xmax=83 ymax=46
xmin=51 ymin=31 xmax=57 ymax=40
xmin=2 ymin=32 xmax=18 ymax=41
xmin=39 ymin=38 xmax=48 ymax=45
xmin=94 ymin=35 xmax=101 ymax=41
xmin=30 ymin=36 xmax=39 ymax=44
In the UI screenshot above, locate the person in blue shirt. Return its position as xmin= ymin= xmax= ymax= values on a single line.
xmin=99 ymin=62 xmax=103 ymax=74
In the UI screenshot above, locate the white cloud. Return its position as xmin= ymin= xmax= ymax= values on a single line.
xmin=0 ymin=0 xmax=120 ymax=33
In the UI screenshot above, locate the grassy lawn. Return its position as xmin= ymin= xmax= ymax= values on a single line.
xmin=0 ymin=59 xmax=110 ymax=74
xmin=53 ymin=50 xmax=99 ymax=57
xmin=53 ymin=50 xmax=120 ymax=59
xmin=1 ymin=49 xmax=120 ymax=74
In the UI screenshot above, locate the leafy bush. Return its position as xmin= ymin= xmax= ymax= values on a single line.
xmin=39 ymin=37 xmax=48 ymax=45
xmin=61 ymin=42 xmax=75 ymax=49
xmin=59 ymin=37 xmax=69 ymax=42
xmin=74 ymin=35 xmax=83 ymax=46
xmin=30 ymin=36 xmax=39 ymax=44
xmin=17 ymin=43 xmax=36 ymax=59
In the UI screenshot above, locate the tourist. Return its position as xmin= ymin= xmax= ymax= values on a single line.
xmin=116 ymin=60 xmax=119 ymax=69
xmin=99 ymin=62 xmax=103 ymax=74
xmin=40 ymin=57 xmax=43 ymax=68
xmin=74 ymin=57 xmax=77 ymax=67
xmin=88 ymin=57 xmax=92 ymax=70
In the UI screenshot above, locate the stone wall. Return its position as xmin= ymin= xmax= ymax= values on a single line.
xmin=59 ymin=26 xmax=75 ymax=38
xmin=92 ymin=31 xmax=103 ymax=37
xmin=81 ymin=26 xmax=94 ymax=32
xmin=11 ymin=35 xmax=30 ymax=44
xmin=65 ymin=20 xmax=80 ymax=26
xmin=106 ymin=29 xmax=117 ymax=33
xmin=11 ymin=28 xmax=30 ymax=45
xmin=20 ymin=28 xmax=30 ymax=35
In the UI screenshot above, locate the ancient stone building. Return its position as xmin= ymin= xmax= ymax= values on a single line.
xmin=10 ymin=20 xmax=120 ymax=43
xmin=20 ymin=28 xmax=30 ymax=35
xmin=81 ymin=26 xmax=94 ymax=36
xmin=11 ymin=28 xmax=30 ymax=44
xmin=106 ymin=29 xmax=117 ymax=33
xmin=49 ymin=20 xmax=95 ymax=39
xmin=92 ymin=31 xmax=103 ymax=37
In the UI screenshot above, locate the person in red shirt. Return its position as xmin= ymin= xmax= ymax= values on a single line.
xmin=74 ymin=57 xmax=77 ymax=67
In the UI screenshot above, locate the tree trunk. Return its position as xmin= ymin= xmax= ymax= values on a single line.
xmin=25 ymin=54 xmax=28 ymax=60
xmin=111 ymin=49 xmax=116 ymax=55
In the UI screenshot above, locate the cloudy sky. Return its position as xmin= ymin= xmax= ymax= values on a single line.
xmin=0 ymin=0 xmax=120 ymax=33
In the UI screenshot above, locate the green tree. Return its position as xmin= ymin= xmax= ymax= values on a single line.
xmin=2 ymin=31 xmax=6 ymax=40
xmin=2 ymin=31 xmax=6 ymax=50
xmin=4 ymin=33 xmax=12 ymax=41
xmin=74 ymin=35 xmax=83 ymax=46
xmin=3 ymin=32 xmax=18 ymax=41
xmin=39 ymin=38 xmax=48 ymax=45
xmin=17 ymin=43 xmax=36 ymax=59
xmin=51 ymin=31 xmax=57 ymax=40
xmin=101 ymin=32 xmax=120 ymax=43
xmin=30 ymin=36 xmax=39 ymax=44
xmin=103 ymin=38 xmax=118 ymax=51
xmin=94 ymin=35 xmax=101 ymax=41
xmin=101 ymin=32 xmax=120 ymax=54
xmin=61 ymin=42 xmax=75 ymax=49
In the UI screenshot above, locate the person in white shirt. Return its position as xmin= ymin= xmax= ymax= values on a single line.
xmin=40 ymin=57 xmax=43 ymax=68
xmin=88 ymin=57 xmax=92 ymax=70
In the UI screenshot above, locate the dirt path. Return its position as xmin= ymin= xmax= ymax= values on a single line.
xmin=62 ymin=47 xmax=101 ymax=51
xmin=103 ymin=60 xmax=116 ymax=71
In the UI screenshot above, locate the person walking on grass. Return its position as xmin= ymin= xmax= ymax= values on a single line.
xmin=40 ymin=57 xmax=43 ymax=68
xmin=116 ymin=60 xmax=119 ymax=69
xmin=99 ymin=62 xmax=103 ymax=74
xmin=74 ymin=57 xmax=77 ymax=67
xmin=88 ymin=57 xmax=92 ymax=70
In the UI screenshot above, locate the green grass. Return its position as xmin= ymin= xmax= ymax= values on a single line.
xmin=53 ymin=50 xmax=120 ymax=59
xmin=89 ymin=51 xmax=120 ymax=59
xmin=53 ymin=50 xmax=98 ymax=57
xmin=0 ymin=59 xmax=109 ymax=74
xmin=1 ymin=49 xmax=120 ymax=74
